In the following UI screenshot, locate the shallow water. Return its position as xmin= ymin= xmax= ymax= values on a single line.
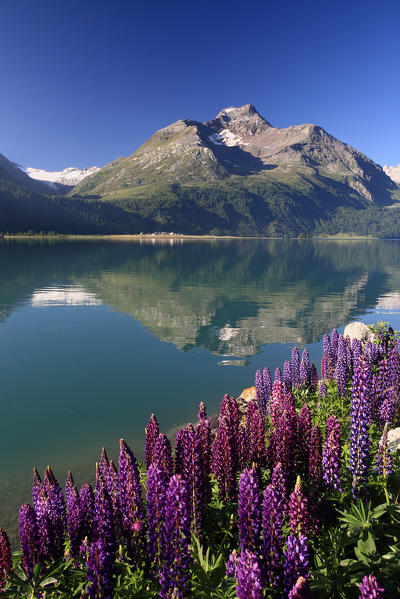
xmin=1 ymin=237 xmax=400 ymax=542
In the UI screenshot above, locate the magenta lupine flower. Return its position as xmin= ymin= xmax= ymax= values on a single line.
xmin=296 ymin=403 xmax=312 ymax=476
xmin=153 ymin=433 xmax=174 ymax=480
xmin=376 ymin=424 xmax=393 ymax=477
xmin=0 ymin=528 xmax=11 ymax=593
xmin=160 ymin=475 xmax=191 ymax=599
xmin=196 ymin=403 xmax=211 ymax=503
xmin=118 ymin=439 xmax=145 ymax=562
xmin=359 ymin=575 xmax=385 ymax=598
xmin=145 ymin=413 xmax=160 ymax=469
xmin=263 ymin=367 xmax=273 ymax=406
xmin=310 ymin=364 xmax=319 ymax=390
xmin=284 ymin=360 xmax=292 ymax=391
xmin=289 ymin=477 xmax=313 ymax=536
xmin=262 ymin=483 xmax=284 ymax=589
xmin=308 ymin=426 xmax=323 ymax=487
xmin=275 ymin=367 xmax=283 ymax=384
xmin=86 ymin=536 xmax=114 ymax=599
xmin=350 ymin=358 xmax=372 ymax=497
xmin=146 ymin=464 xmax=168 ymax=571
xmin=238 ymin=468 xmax=261 ymax=554
xmin=174 ymin=428 xmax=185 ymax=475
xmin=320 ymin=355 xmax=328 ymax=380
xmin=336 ymin=355 xmax=347 ymax=398
xmin=292 ymin=347 xmax=301 ymax=388
xmin=272 ymin=379 xmax=285 ymax=414
xmin=322 ymin=415 xmax=342 ymax=492
xmin=19 ymin=504 xmax=39 ymax=579
xmin=235 ymin=550 xmax=263 ymax=599
xmin=288 ymin=576 xmax=312 ymax=598
xmin=183 ymin=424 xmax=205 ymax=536
xmin=238 ymin=422 xmax=247 ymax=470
xmin=380 ymin=396 xmax=395 ymax=426
xmin=245 ymin=400 xmax=266 ymax=467
xmin=283 ymin=534 xmax=310 ymax=595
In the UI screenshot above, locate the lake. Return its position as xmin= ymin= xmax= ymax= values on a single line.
xmin=1 ymin=237 xmax=400 ymax=542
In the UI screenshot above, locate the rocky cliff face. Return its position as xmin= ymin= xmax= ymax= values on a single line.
xmin=384 ymin=164 xmax=400 ymax=184
xmin=73 ymin=104 xmax=396 ymax=206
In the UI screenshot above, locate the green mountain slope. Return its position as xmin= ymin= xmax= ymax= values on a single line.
xmin=71 ymin=104 xmax=400 ymax=235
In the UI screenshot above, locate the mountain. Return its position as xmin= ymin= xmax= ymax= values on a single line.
xmin=0 ymin=153 xmax=53 ymax=193
xmin=26 ymin=165 xmax=100 ymax=192
xmin=384 ymin=164 xmax=400 ymax=184
xmin=72 ymin=104 xmax=400 ymax=236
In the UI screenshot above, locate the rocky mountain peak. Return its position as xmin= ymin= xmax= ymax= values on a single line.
xmin=206 ymin=104 xmax=272 ymax=137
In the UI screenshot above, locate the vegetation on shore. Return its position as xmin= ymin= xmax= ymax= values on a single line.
xmin=0 ymin=323 xmax=400 ymax=597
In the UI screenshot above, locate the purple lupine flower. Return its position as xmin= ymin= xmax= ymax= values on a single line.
xmin=283 ymin=534 xmax=310 ymax=595
xmin=272 ymin=379 xmax=285 ymax=414
xmin=93 ymin=484 xmax=115 ymax=554
xmin=238 ymin=468 xmax=261 ymax=554
xmin=310 ymin=364 xmax=319 ymax=390
xmin=106 ymin=460 xmax=121 ymax=540
xmin=359 ymin=575 xmax=385 ymax=598
xmin=331 ymin=329 xmax=339 ymax=361
xmin=275 ymin=367 xmax=283 ymax=384
xmin=245 ymin=400 xmax=266 ymax=467
xmin=98 ymin=447 xmax=109 ymax=485
xmin=174 ymin=428 xmax=185 ymax=475
xmin=296 ymin=403 xmax=312 ymax=476
xmin=318 ymin=379 xmax=328 ymax=399
xmin=380 ymin=395 xmax=395 ymax=426
xmin=226 ymin=549 xmax=238 ymax=577
xmin=289 ymin=477 xmax=313 ymax=536
xmin=336 ymin=354 xmax=347 ymax=399
xmin=86 ymin=536 xmax=114 ymax=599
xmin=255 ymin=369 xmax=266 ymax=412
xmin=66 ymin=478 xmax=82 ymax=557
xmin=308 ymin=426 xmax=323 ymax=487
xmin=351 ymin=338 xmax=362 ymax=367
xmin=19 ymin=504 xmax=39 ymax=579
xmin=262 ymin=482 xmax=284 ymax=589
xmin=236 ymin=550 xmax=263 ymax=599
xmin=145 ymin=413 xmax=160 ymax=469
xmin=80 ymin=483 xmax=95 ymax=542
xmin=146 ymin=464 xmax=168 ymax=571
xmin=288 ymin=576 xmax=312 ymax=598
xmin=263 ymin=367 xmax=273 ymax=406
xmin=350 ymin=358 xmax=372 ymax=497
xmin=283 ymin=360 xmax=292 ymax=392
xmin=300 ymin=349 xmax=311 ymax=386
xmin=376 ymin=423 xmax=393 ymax=477
xmin=0 ymin=528 xmax=11 ymax=593
xmin=196 ymin=404 xmax=211 ymax=503
xmin=292 ymin=347 xmax=301 ymax=388
xmin=271 ymin=461 xmax=287 ymax=507
xmin=337 ymin=335 xmax=348 ymax=370
xmin=153 ymin=433 xmax=174 ymax=480
xmin=275 ymin=409 xmax=296 ymax=481
xmin=183 ymin=424 xmax=205 ymax=537
xmin=34 ymin=466 xmax=66 ymax=562
xmin=323 ymin=415 xmax=342 ymax=492
xmin=160 ymin=475 xmax=191 ymax=599
xmin=212 ymin=396 xmax=239 ymax=501
xmin=320 ymin=356 xmax=328 ymax=380
xmin=118 ymin=439 xmax=145 ymax=562
xmin=65 ymin=470 xmax=74 ymax=506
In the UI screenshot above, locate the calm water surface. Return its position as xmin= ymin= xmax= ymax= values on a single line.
xmin=2 ymin=237 xmax=400 ymax=541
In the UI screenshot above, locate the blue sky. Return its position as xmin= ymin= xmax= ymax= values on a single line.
xmin=1 ymin=0 xmax=399 ymax=170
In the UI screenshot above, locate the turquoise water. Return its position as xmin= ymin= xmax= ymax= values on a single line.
xmin=1 ymin=237 xmax=400 ymax=541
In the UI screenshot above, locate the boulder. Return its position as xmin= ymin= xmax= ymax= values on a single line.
xmin=343 ymin=322 xmax=374 ymax=344
xmin=387 ymin=427 xmax=400 ymax=453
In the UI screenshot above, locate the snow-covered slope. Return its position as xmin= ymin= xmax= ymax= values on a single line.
xmin=26 ymin=166 xmax=100 ymax=189
xmin=384 ymin=164 xmax=400 ymax=184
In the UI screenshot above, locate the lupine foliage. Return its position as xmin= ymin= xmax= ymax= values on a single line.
xmin=2 ymin=321 xmax=400 ymax=597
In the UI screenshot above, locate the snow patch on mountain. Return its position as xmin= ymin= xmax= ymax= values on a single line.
xmin=208 ymin=129 xmax=249 ymax=147
xmin=26 ymin=166 xmax=100 ymax=188
xmin=384 ymin=164 xmax=400 ymax=184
